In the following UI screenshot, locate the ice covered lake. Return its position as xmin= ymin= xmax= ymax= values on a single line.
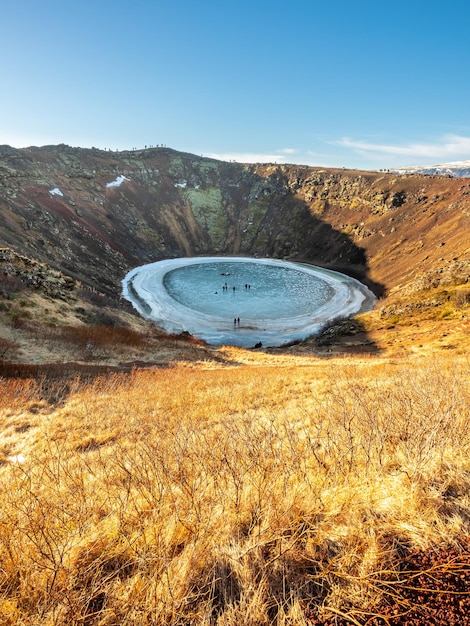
xmin=122 ymin=257 xmax=376 ymax=348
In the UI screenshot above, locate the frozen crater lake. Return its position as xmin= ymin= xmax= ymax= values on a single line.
xmin=122 ymin=257 xmax=376 ymax=348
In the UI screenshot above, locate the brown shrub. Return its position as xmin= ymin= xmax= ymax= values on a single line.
xmin=0 ymin=337 xmax=20 ymax=360
xmin=454 ymin=289 xmax=470 ymax=308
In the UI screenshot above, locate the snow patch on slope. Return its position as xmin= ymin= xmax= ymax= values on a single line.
xmin=8 ymin=454 xmax=26 ymax=464
xmin=106 ymin=175 xmax=130 ymax=188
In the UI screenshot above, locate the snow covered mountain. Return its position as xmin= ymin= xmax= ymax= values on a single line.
xmin=392 ymin=160 xmax=470 ymax=177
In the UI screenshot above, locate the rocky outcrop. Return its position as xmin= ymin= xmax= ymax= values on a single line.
xmin=0 ymin=248 xmax=75 ymax=299
xmin=1 ymin=145 xmax=469 ymax=301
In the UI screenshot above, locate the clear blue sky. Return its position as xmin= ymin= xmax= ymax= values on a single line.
xmin=2 ymin=0 xmax=470 ymax=170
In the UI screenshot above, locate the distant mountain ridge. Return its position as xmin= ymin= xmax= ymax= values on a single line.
xmin=392 ymin=160 xmax=470 ymax=177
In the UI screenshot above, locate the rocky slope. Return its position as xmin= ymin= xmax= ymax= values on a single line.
xmin=1 ymin=143 xmax=469 ymax=305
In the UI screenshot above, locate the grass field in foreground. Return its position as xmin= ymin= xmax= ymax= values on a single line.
xmin=0 ymin=352 xmax=469 ymax=625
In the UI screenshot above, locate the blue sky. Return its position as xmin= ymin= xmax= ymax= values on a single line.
xmin=2 ymin=0 xmax=470 ymax=170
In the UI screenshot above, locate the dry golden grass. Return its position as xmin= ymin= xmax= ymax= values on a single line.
xmin=0 ymin=353 xmax=469 ymax=624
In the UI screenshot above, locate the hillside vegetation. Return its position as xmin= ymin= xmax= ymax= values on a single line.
xmin=1 ymin=146 xmax=470 ymax=624
xmin=1 ymin=144 xmax=469 ymax=298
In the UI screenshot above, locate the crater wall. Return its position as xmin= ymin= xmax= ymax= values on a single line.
xmin=1 ymin=144 xmax=469 ymax=299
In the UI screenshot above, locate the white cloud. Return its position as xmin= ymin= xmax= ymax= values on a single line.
xmin=205 ymin=152 xmax=288 ymax=164
xmin=334 ymin=134 xmax=470 ymax=161
xmin=205 ymin=148 xmax=302 ymax=164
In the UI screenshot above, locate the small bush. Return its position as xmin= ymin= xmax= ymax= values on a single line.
xmin=314 ymin=315 xmax=352 ymax=346
xmin=454 ymin=289 xmax=470 ymax=307
xmin=77 ymin=288 xmax=120 ymax=309
xmin=9 ymin=313 xmax=32 ymax=329
xmin=47 ymin=324 xmax=150 ymax=352
xmin=0 ymin=274 xmax=26 ymax=298
xmin=78 ymin=309 xmax=120 ymax=327
xmin=0 ymin=337 xmax=20 ymax=360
